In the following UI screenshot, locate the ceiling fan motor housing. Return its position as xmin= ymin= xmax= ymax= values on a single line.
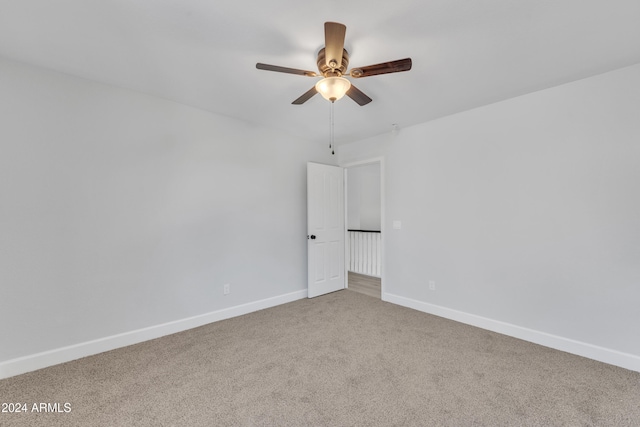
xmin=317 ymin=48 xmax=349 ymax=77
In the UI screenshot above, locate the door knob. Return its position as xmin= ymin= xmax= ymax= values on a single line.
xmin=308 ymin=235 xmax=316 ymax=240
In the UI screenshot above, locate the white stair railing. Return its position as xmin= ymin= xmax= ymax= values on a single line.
xmin=347 ymin=230 xmax=381 ymax=277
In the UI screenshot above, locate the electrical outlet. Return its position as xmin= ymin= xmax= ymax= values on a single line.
xmin=223 ymin=284 xmax=230 ymax=295
xmin=428 ymin=280 xmax=436 ymax=291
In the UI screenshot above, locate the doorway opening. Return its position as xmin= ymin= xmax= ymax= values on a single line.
xmin=344 ymin=159 xmax=383 ymax=299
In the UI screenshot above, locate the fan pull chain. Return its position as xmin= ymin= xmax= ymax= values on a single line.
xmin=329 ymin=101 xmax=335 ymax=155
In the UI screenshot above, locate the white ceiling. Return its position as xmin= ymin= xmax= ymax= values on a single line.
xmin=1 ymin=0 xmax=639 ymax=145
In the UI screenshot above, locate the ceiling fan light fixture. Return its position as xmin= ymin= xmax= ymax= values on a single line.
xmin=315 ymin=76 xmax=351 ymax=102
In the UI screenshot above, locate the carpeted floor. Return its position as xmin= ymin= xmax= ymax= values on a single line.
xmin=1 ymin=290 xmax=639 ymax=426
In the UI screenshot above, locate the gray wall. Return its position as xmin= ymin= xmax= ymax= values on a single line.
xmin=347 ymin=163 xmax=381 ymax=231
xmin=340 ymin=64 xmax=640 ymax=361
xmin=0 ymin=57 xmax=333 ymax=363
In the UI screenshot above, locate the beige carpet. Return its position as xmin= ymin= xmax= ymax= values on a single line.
xmin=1 ymin=290 xmax=639 ymax=426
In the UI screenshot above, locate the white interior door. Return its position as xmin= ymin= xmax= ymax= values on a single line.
xmin=307 ymin=162 xmax=345 ymax=298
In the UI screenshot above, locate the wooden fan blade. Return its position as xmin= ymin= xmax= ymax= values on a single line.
xmin=350 ymin=58 xmax=412 ymax=78
xmin=346 ymin=84 xmax=372 ymax=106
xmin=256 ymin=63 xmax=317 ymax=77
xmin=324 ymin=22 xmax=346 ymax=69
xmin=292 ymin=86 xmax=318 ymax=105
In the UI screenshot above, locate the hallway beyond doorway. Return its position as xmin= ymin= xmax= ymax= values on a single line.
xmin=347 ymin=272 xmax=381 ymax=299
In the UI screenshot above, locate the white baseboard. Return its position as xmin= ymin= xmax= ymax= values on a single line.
xmin=0 ymin=289 xmax=307 ymax=380
xmin=383 ymin=292 xmax=640 ymax=373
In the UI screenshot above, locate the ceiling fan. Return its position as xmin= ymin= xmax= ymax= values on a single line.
xmin=256 ymin=22 xmax=412 ymax=106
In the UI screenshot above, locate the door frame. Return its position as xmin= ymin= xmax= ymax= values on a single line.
xmin=340 ymin=157 xmax=386 ymax=300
